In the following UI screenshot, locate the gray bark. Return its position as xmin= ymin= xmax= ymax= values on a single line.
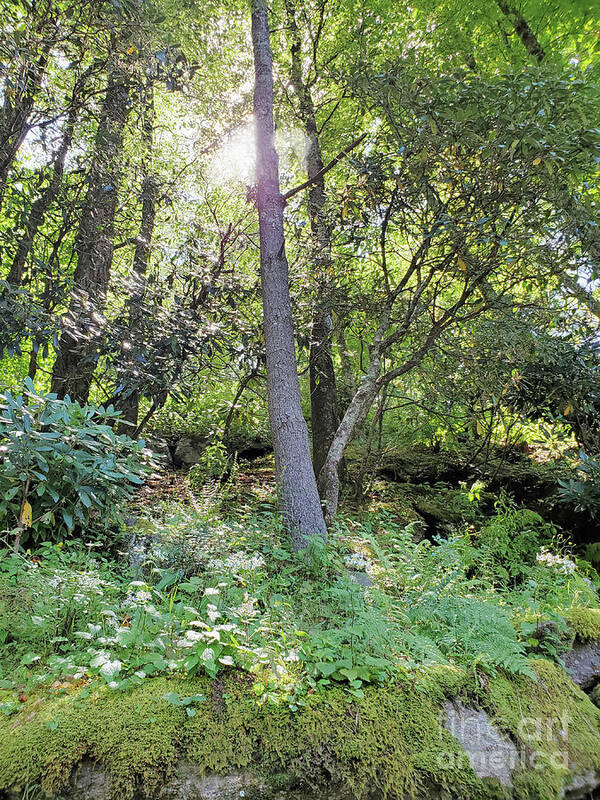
xmin=284 ymin=0 xmax=339 ymax=483
xmin=251 ymin=0 xmax=326 ymax=548
xmin=116 ymin=80 xmax=157 ymax=432
xmin=497 ymin=1 xmax=545 ymax=62
xmin=51 ymin=61 xmax=130 ymax=403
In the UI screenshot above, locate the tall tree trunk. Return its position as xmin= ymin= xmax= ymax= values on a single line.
xmin=251 ymin=0 xmax=326 ymax=549
xmin=284 ymin=0 xmax=339 ymax=483
xmin=51 ymin=61 xmax=130 ymax=403
xmin=0 ymin=25 xmax=55 ymax=204
xmin=116 ymin=80 xmax=157 ymax=432
xmin=5 ymin=68 xmax=90 ymax=286
xmin=497 ymin=1 xmax=545 ymax=62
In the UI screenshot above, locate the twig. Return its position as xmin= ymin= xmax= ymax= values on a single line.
xmin=282 ymin=132 xmax=367 ymax=201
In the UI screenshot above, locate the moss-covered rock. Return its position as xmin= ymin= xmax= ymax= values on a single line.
xmin=376 ymin=446 xmax=469 ymax=486
xmin=564 ymin=607 xmax=600 ymax=643
xmin=487 ymin=660 xmax=600 ymax=799
xmin=1 ymin=662 xmax=599 ymax=800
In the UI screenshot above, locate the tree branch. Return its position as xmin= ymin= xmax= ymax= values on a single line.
xmin=282 ymin=132 xmax=367 ymax=201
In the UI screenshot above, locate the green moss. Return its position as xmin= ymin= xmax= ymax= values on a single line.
xmin=0 ymin=669 xmax=488 ymax=800
xmin=1 ymin=677 xmax=187 ymax=798
xmin=487 ymin=659 xmax=600 ymax=800
xmin=564 ymin=607 xmax=600 ymax=642
xmin=1 ymin=662 xmax=599 ymax=800
xmin=591 ymin=685 xmax=600 ymax=709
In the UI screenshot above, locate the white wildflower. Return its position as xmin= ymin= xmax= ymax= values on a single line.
xmin=234 ymin=592 xmax=258 ymax=619
xmin=207 ymin=552 xmax=265 ymax=573
xmin=536 ymin=547 xmax=577 ymax=575
xmin=344 ymin=552 xmax=371 ymax=571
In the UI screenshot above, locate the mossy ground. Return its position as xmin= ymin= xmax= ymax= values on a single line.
xmin=564 ymin=607 xmax=600 ymax=642
xmin=1 ymin=661 xmax=599 ymax=800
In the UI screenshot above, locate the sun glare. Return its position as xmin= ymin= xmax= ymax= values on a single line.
xmin=209 ymin=123 xmax=256 ymax=185
xmin=208 ymin=122 xmax=310 ymax=186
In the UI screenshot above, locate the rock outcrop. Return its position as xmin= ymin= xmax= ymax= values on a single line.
xmin=563 ymin=640 xmax=600 ymax=691
xmin=2 ymin=660 xmax=600 ymax=800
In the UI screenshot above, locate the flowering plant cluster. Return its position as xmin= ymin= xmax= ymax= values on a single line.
xmin=536 ymin=547 xmax=577 ymax=575
xmin=207 ymin=551 xmax=266 ymax=573
xmin=344 ymin=552 xmax=372 ymax=572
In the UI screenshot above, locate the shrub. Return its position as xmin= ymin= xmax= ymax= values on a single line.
xmin=584 ymin=542 xmax=600 ymax=571
xmin=188 ymin=441 xmax=229 ymax=486
xmin=473 ymin=503 xmax=555 ymax=587
xmin=558 ymin=451 xmax=600 ymax=517
xmin=0 ymin=378 xmax=150 ymax=549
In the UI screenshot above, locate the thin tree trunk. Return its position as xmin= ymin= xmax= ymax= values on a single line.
xmin=319 ymin=307 xmax=445 ymax=522
xmin=284 ymin=0 xmax=339 ymax=483
xmin=51 ymin=60 xmax=130 ymax=403
xmin=251 ymin=0 xmax=326 ymax=549
xmin=223 ymin=368 xmax=258 ymax=447
xmin=116 ymin=80 xmax=156 ymax=432
xmin=0 ymin=34 xmax=54 ymax=204
xmin=6 ymin=68 xmax=90 ymax=286
xmin=319 ymin=329 xmax=385 ymax=524
xmin=497 ymin=1 xmax=545 ymax=62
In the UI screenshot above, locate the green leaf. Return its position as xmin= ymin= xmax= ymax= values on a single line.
xmin=163 ymin=692 xmax=182 ymax=706
xmin=314 ymin=662 xmax=338 ymax=677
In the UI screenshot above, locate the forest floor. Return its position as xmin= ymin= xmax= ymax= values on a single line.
xmin=1 ymin=451 xmax=600 ymax=798
xmin=1 ymin=448 xmax=599 ymax=699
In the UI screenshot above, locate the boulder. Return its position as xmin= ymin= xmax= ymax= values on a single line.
xmin=47 ymin=762 xmax=352 ymax=800
xmin=3 ymin=662 xmax=600 ymax=800
xmin=159 ymin=766 xmax=266 ymax=800
xmin=346 ymin=569 xmax=373 ymax=588
xmin=562 ymin=640 xmax=600 ymax=691
xmin=444 ymin=700 xmax=600 ymax=800
xmin=61 ymin=761 xmax=110 ymax=800
xmin=443 ymin=701 xmax=519 ymax=787
xmin=173 ymin=437 xmax=207 ymax=467
xmin=562 ymin=769 xmax=600 ymax=799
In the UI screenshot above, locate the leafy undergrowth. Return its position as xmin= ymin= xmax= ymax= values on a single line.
xmin=1 ymin=470 xmax=599 ymax=706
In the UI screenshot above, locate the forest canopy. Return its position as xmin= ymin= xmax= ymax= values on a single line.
xmin=1 ymin=0 xmax=599 ymax=544
xmin=2 ymin=5 xmax=600 ymax=798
